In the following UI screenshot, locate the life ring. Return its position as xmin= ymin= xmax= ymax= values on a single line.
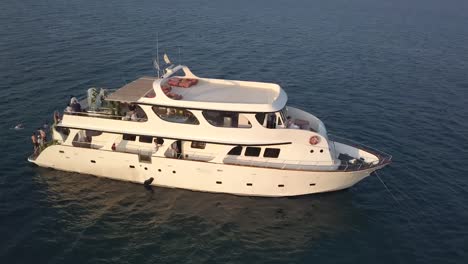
xmin=309 ymin=135 xmax=320 ymax=145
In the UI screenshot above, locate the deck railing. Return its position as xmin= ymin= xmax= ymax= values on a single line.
xmin=31 ymin=134 xmax=391 ymax=172
xmin=328 ymin=134 xmax=392 ymax=170
xmin=223 ymin=156 xmax=342 ymax=171
xmin=63 ymin=111 xmax=147 ymax=122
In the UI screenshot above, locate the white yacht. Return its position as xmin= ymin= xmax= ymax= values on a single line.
xmin=28 ymin=64 xmax=391 ymax=197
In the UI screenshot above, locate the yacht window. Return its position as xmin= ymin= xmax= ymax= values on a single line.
xmin=152 ymin=106 xmax=199 ymax=125
xmin=85 ymin=130 xmax=103 ymax=137
xmin=264 ymin=148 xmax=281 ymax=158
xmin=257 ymin=112 xmax=285 ymax=129
xmin=266 ymin=113 xmax=276 ymax=129
xmin=202 ymin=111 xmax=251 ymax=128
xmin=120 ymin=104 xmax=148 ymax=122
xmin=191 ymin=141 xmax=206 ymax=149
xmin=277 ymin=114 xmax=283 ymax=126
xmin=155 ymin=137 xmax=165 ymax=145
xmin=123 ymin=134 xmax=136 ymax=141
xmin=227 ymin=146 xmax=242 ymax=156
xmin=280 ymin=108 xmax=287 ymax=122
xmin=245 ymin=147 xmax=261 ymax=157
xmin=139 ymin=135 xmax=153 ymax=143
xmin=255 ymin=113 xmax=266 ymax=126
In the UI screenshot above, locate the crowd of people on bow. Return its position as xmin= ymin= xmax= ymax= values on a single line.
xmin=31 ymin=126 xmax=48 ymax=155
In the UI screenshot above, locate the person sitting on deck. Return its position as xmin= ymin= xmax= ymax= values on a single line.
xmin=286 ymin=116 xmax=300 ymax=129
xmin=71 ymin=101 xmax=82 ymax=112
xmin=70 ymin=96 xmax=78 ymax=105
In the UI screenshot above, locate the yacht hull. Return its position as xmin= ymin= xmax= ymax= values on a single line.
xmin=29 ymin=145 xmax=382 ymax=197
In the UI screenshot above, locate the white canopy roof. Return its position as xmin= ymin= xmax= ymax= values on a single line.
xmin=137 ymin=65 xmax=288 ymax=112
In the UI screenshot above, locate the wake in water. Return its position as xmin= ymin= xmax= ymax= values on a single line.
xmin=12 ymin=123 xmax=24 ymax=130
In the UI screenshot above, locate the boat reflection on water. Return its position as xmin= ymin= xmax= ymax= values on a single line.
xmin=34 ymin=168 xmax=371 ymax=262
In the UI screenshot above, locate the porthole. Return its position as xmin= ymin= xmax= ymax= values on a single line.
xmin=158 ymin=169 xmax=162 ymax=172
xmin=310 ymin=149 xmax=314 ymax=153
xmin=320 ymin=149 xmax=323 ymax=153
xmin=172 ymin=170 xmax=176 ymax=174
xmin=144 ymin=167 xmax=148 ymax=170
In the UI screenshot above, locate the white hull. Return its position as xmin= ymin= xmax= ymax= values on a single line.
xmin=29 ymin=145 xmax=382 ymax=197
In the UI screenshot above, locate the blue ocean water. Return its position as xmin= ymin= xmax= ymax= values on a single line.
xmin=1 ymin=0 xmax=468 ymax=263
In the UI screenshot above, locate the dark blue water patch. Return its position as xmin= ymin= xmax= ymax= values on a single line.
xmin=1 ymin=0 xmax=468 ymax=263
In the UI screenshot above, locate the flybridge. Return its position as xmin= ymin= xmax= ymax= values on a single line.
xmin=137 ymin=65 xmax=288 ymax=112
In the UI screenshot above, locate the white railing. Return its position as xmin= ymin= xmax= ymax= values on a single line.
xmin=222 ymin=156 xmax=340 ymax=171
xmin=328 ymin=134 xmax=392 ymax=169
xmin=64 ymin=111 xmax=147 ymax=122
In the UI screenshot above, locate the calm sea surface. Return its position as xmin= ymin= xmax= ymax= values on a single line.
xmin=1 ymin=0 xmax=468 ymax=263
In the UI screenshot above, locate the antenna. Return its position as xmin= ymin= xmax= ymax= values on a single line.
xmin=155 ymin=33 xmax=161 ymax=78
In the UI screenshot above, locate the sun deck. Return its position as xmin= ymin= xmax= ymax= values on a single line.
xmin=170 ymin=78 xmax=280 ymax=105
xmin=106 ymin=77 xmax=156 ymax=102
xmin=103 ymin=65 xmax=287 ymax=112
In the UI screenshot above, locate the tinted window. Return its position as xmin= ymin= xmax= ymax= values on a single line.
xmin=123 ymin=134 xmax=136 ymax=141
xmin=245 ymin=147 xmax=261 ymax=157
xmin=202 ymin=111 xmax=251 ymax=128
xmin=191 ymin=141 xmax=206 ymax=149
xmin=255 ymin=113 xmax=266 ymax=125
xmin=227 ymin=146 xmax=242 ymax=155
xmin=152 ymin=106 xmax=199 ymax=125
xmin=264 ymin=148 xmax=281 ymax=158
xmin=139 ymin=135 xmax=153 ymax=143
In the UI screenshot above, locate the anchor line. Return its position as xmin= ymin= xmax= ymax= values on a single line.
xmin=374 ymin=171 xmax=417 ymax=232
xmin=375 ymin=171 xmax=401 ymax=207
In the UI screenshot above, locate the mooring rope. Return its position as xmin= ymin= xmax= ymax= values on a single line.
xmin=375 ymin=170 xmax=401 ymax=206
xmin=374 ymin=170 xmax=417 ymax=231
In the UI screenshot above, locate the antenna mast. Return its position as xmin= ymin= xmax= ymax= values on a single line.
xmin=156 ymin=33 xmax=160 ymax=78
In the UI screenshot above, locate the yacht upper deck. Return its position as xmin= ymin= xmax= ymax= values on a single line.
xmin=105 ymin=65 xmax=288 ymax=112
xmin=106 ymin=76 xmax=156 ymax=103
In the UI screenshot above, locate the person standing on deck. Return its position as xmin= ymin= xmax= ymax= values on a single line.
xmin=38 ymin=128 xmax=46 ymax=147
xmin=31 ymin=133 xmax=39 ymax=154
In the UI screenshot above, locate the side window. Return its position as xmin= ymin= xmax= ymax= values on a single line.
xmin=202 ymin=111 xmax=251 ymax=128
xmin=264 ymin=148 xmax=281 ymax=158
xmin=152 ymin=106 xmax=199 ymax=125
xmin=121 ymin=104 xmax=148 ymax=122
xmin=139 ymin=135 xmax=153 ymax=143
xmin=227 ymin=146 xmax=242 ymax=155
xmin=255 ymin=113 xmax=266 ymax=126
xmin=245 ymin=147 xmax=261 ymax=157
xmin=191 ymin=141 xmax=206 ymax=149
xmin=277 ymin=114 xmax=283 ymax=126
xmin=123 ymin=134 xmax=136 ymax=141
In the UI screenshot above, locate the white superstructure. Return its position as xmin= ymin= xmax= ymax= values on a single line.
xmin=28 ymin=64 xmax=391 ymax=197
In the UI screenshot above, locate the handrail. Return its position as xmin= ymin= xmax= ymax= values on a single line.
xmin=328 ymin=134 xmax=392 ymax=167
xmin=52 ymin=136 xmax=390 ymax=172
xmin=223 ymin=156 xmax=340 ymax=171
xmin=64 ymin=111 xmax=148 ymax=122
